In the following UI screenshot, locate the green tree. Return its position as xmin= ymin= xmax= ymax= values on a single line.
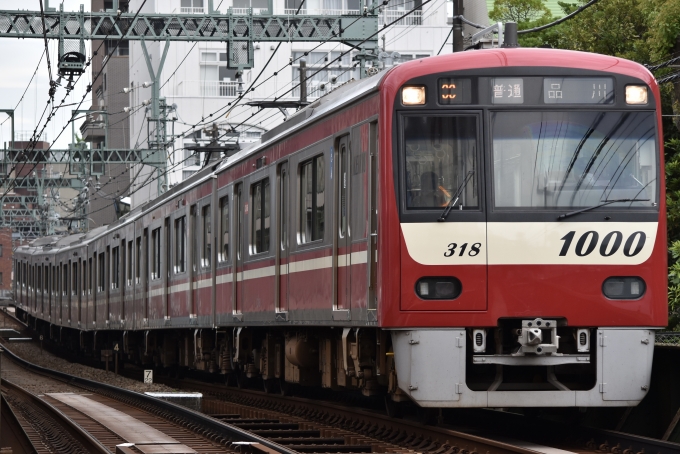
xmin=489 ymin=0 xmax=552 ymax=23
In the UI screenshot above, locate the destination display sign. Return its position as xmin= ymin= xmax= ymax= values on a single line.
xmin=438 ymin=78 xmax=472 ymax=104
xmin=544 ymin=77 xmax=614 ymax=104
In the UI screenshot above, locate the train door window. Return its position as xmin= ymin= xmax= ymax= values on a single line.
xmin=339 ymin=143 xmax=348 ymax=238
xmin=88 ymin=258 xmax=93 ymax=295
xmin=251 ymin=178 xmax=270 ymax=254
xmin=22 ymin=263 xmax=26 ymax=288
xmin=112 ymin=246 xmax=120 ymax=289
xmin=98 ymin=253 xmax=105 ymax=292
xmin=36 ymin=265 xmax=41 ymax=294
xmin=63 ymin=263 xmax=68 ymax=296
xmin=135 ymin=237 xmax=142 ymax=283
xmin=236 ymin=186 xmax=243 ymax=260
xmin=127 ymin=240 xmax=133 ymax=285
xmin=202 ymin=205 xmax=211 ymax=267
xmin=151 ymin=228 xmax=161 ymax=279
xmin=72 ymin=262 xmax=78 ymax=296
xmin=280 ymin=166 xmax=288 ymax=251
xmin=299 ymin=155 xmax=325 ymax=243
xmin=175 ymin=216 xmax=187 ymax=272
xmin=82 ymin=260 xmax=86 ymax=296
xmin=191 ymin=205 xmax=198 ymax=271
xmin=219 ymin=196 xmax=229 ymax=262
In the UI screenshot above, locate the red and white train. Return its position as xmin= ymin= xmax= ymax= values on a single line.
xmin=14 ymin=47 xmax=666 ymax=408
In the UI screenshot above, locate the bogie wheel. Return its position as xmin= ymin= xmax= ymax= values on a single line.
xmin=384 ymin=395 xmax=403 ymax=418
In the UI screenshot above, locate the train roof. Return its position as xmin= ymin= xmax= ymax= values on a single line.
xmin=16 ymin=48 xmax=656 ymax=256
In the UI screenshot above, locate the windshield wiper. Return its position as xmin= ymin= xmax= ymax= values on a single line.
xmin=438 ymin=170 xmax=475 ymax=222
xmin=557 ymin=198 xmax=650 ymax=220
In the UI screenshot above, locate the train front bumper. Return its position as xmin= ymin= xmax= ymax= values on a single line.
xmin=390 ymin=328 xmax=655 ymax=407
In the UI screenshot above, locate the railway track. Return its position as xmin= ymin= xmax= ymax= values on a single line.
xmin=2 ymin=307 xmax=680 ymax=454
xmin=0 ymin=345 xmax=297 ymax=454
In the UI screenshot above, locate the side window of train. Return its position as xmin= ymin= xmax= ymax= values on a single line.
xmin=251 ymin=178 xmax=270 ymax=254
xmin=202 ymin=204 xmax=211 ymax=267
xmin=219 ymin=196 xmax=229 ymax=262
xmin=175 ymin=215 xmax=187 ymax=273
xmin=152 ymin=227 xmax=161 ymax=279
xmin=299 ymin=154 xmax=325 ymax=243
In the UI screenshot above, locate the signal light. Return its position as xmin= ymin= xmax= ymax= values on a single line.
xmin=402 ymin=86 xmax=426 ymax=105
xmin=626 ymin=85 xmax=647 ymax=104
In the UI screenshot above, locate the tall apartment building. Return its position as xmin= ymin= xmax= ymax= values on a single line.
xmin=78 ymin=0 xmax=132 ymax=229
xmin=127 ymin=0 xmax=489 ymax=208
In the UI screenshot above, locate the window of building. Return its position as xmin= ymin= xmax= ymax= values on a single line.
xmin=183 ymin=170 xmax=197 ymax=180
xmin=151 ymin=228 xmax=161 ymax=279
xmin=181 ymin=0 xmax=205 ymax=13
xmin=0 ymin=244 xmax=3 ymax=256
xmin=199 ymin=51 xmax=245 ymax=97
xmin=233 ymin=0 xmax=268 ymax=10
xmin=184 ymin=149 xmax=201 ymax=167
xmin=0 ymin=272 xmax=3 ymax=285
xmin=202 ymin=205 xmax=211 ymax=267
xmin=219 ymin=197 xmax=229 ymax=261
xmin=300 ymin=155 xmax=325 ymax=243
xmin=251 ymin=179 xmax=270 ymax=254
xmin=285 ymin=0 xmax=360 ymax=14
xmin=105 ymin=39 xmax=129 ymax=57
xmin=112 ymin=246 xmax=120 ymax=289
xmin=175 ymin=216 xmax=186 ymax=272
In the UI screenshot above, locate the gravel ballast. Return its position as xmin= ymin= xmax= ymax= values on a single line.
xmin=1 ymin=340 xmax=176 ymax=394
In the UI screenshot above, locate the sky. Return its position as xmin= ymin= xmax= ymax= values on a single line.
xmin=0 ymin=1 xmax=92 ymax=151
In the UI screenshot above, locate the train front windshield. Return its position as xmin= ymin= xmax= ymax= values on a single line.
xmin=492 ymin=111 xmax=658 ymax=209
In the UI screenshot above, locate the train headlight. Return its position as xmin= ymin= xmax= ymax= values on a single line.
xmin=415 ymin=277 xmax=462 ymax=300
xmin=602 ymin=276 xmax=646 ymax=299
xmin=402 ymin=86 xmax=426 ymax=105
xmin=625 ymin=85 xmax=647 ymax=105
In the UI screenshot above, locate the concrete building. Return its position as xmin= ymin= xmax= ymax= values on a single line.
xmin=127 ymin=0 xmax=490 ymax=208
xmin=0 ymin=227 xmax=12 ymax=301
xmin=79 ymin=0 xmax=132 ymax=229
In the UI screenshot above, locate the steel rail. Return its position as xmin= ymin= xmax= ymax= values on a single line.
xmin=1 ymin=345 xmax=299 ymax=454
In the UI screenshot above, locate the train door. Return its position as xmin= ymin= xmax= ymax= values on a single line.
xmin=368 ymin=122 xmax=378 ymax=311
xmin=335 ymin=136 xmax=351 ymax=312
xmin=276 ymin=163 xmax=289 ymax=315
xmin=233 ymin=183 xmax=244 ymax=316
xmin=164 ymin=216 xmax=171 ymax=320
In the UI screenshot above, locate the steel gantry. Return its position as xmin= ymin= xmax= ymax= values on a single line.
xmin=0 ymin=0 xmax=380 ymax=237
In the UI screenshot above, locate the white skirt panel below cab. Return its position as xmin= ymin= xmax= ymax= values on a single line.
xmin=390 ymin=328 xmax=655 ymax=407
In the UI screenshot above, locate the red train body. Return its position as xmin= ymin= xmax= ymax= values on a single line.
xmin=15 ymin=48 xmax=666 ymax=408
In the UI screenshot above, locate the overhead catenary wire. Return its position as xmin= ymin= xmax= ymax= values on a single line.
xmin=0 ymin=1 xmax=148 ymax=204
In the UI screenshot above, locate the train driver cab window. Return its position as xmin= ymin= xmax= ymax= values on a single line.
xmin=202 ymin=205 xmax=211 ymax=267
xmin=403 ymin=115 xmax=478 ymax=210
xmin=299 ymin=155 xmax=325 ymax=243
xmin=219 ymin=196 xmax=229 ymax=261
xmin=251 ymin=179 xmax=270 ymax=254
